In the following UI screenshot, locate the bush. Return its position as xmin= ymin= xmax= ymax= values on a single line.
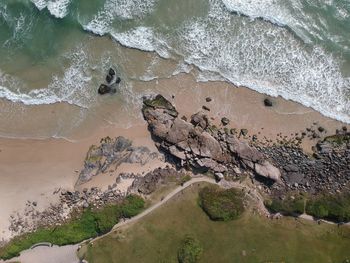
xmin=120 ymin=194 xmax=145 ymax=218
xmin=0 ymin=195 xmax=145 ymax=260
xmin=265 ymin=195 xmax=305 ymax=216
xmin=177 ymin=236 xmax=203 ymax=263
xmin=306 ymin=193 xmax=350 ymax=222
xmin=198 ymin=186 xmax=244 ymax=221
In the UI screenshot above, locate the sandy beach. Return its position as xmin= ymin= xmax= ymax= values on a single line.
xmin=0 ymin=72 xmax=348 ymax=243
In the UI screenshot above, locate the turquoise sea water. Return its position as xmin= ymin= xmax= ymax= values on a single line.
xmin=0 ymin=0 xmax=349 ymax=131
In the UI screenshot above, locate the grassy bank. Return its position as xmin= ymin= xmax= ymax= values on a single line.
xmin=81 ymin=183 xmax=350 ymax=263
xmin=0 ymin=195 xmax=145 ymax=260
xmin=265 ymin=192 xmax=350 ymax=222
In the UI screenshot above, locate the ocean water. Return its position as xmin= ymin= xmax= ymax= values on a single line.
xmin=0 ymin=0 xmax=349 ymax=137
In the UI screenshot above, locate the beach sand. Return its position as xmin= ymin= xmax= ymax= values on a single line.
xmin=0 ymin=72 xmax=348 ymax=242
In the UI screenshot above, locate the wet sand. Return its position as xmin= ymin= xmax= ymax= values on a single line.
xmin=0 ymin=72 xmax=348 ymax=243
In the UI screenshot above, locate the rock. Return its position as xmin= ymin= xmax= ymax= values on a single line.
xmin=202 ymin=105 xmax=210 ymax=111
xmin=254 ymin=161 xmax=281 ymax=182
xmin=191 ymin=112 xmax=209 ymax=130
xmin=318 ymin=126 xmax=325 ymax=133
xmin=98 ymin=84 xmax=113 ymax=95
xmin=169 ymin=145 xmax=186 ymax=160
xmin=106 ymin=74 xmax=113 ymax=83
xmin=215 ymin=172 xmax=224 ymax=181
xmin=240 ymin=129 xmax=248 ymax=136
xmin=205 ymin=97 xmax=212 ymax=102
xmin=77 ymin=136 xmax=157 ymax=185
xmin=108 ymin=68 xmax=116 ymax=77
xmin=284 ymin=164 xmax=299 ymax=173
xmin=264 ymin=98 xmax=273 ymax=107
xmin=221 ymin=117 xmax=230 ymax=126
xmin=115 ymin=77 xmax=121 ymax=84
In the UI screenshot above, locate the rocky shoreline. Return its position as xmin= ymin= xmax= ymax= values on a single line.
xmin=3 ymin=94 xmax=350 ymax=248
xmin=141 ymin=94 xmax=350 ymax=197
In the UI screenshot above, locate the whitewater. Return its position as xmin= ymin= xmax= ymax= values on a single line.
xmin=0 ymin=0 xmax=349 ymax=123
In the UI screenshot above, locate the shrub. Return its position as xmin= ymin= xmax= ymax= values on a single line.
xmin=177 ymin=236 xmax=203 ymax=263
xmin=306 ymin=193 xmax=350 ymax=222
xmin=265 ymin=195 xmax=305 ymax=216
xmin=198 ymin=186 xmax=244 ymax=221
xmin=120 ymin=194 xmax=145 ymax=218
xmin=0 ymin=195 xmax=145 ymax=260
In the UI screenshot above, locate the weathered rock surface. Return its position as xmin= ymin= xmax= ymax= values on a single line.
xmin=260 ymin=132 xmax=350 ymax=194
xmin=142 ymin=94 xmax=282 ymax=183
xmin=77 ymin=136 xmax=158 ymax=185
xmin=129 ymin=167 xmax=187 ymax=195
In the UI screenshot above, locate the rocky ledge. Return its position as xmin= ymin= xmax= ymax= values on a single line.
xmin=142 ymin=94 xmax=350 ymax=195
xmin=142 ymin=94 xmax=281 ymax=184
xmin=77 ymin=136 xmax=159 ymax=185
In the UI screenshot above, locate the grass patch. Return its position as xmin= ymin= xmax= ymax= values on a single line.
xmin=81 ymin=183 xmax=350 ymax=263
xmin=198 ymin=185 xmax=244 ymax=221
xmin=177 ymin=235 xmax=203 ymax=263
xmin=0 ymin=195 xmax=144 ymax=260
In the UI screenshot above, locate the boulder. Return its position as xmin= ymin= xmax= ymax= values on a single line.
xmin=254 ymin=161 xmax=281 ymax=182
xmin=191 ymin=112 xmax=209 ymax=130
xmin=98 ymin=84 xmax=113 ymax=95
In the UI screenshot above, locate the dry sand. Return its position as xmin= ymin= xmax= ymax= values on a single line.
xmin=0 ymin=72 xmax=348 ymax=244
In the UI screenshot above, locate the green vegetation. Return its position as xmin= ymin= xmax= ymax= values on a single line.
xmin=143 ymin=95 xmax=178 ymax=116
xmin=81 ymin=183 xmax=350 ymax=263
xmin=324 ymin=133 xmax=350 ymax=145
xmin=266 ymin=192 xmax=350 ymax=223
xmin=0 ymin=195 xmax=144 ymax=260
xmin=177 ymin=236 xmax=203 ymax=263
xmin=265 ymin=194 xmax=305 ymax=216
xmin=198 ymin=185 xmax=244 ymax=221
xmin=306 ymin=193 xmax=350 ymax=222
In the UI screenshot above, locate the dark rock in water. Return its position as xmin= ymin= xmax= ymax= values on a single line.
xmin=109 ymin=68 xmax=116 ymax=77
xmin=98 ymin=84 xmax=112 ymax=95
xmin=264 ymin=98 xmax=273 ymax=107
xmin=106 ymin=74 xmax=113 ymax=84
xmin=205 ymin=97 xmax=212 ymax=102
xmin=115 ymin=77 xmax=121 ymax=84
xmin=221 ymin=117 xmax=230 ymax=126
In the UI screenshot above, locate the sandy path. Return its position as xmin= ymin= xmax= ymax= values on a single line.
xmin=1 ymin=245 xmax=79 ymax=263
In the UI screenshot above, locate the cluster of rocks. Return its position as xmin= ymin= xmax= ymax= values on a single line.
xmin=9 ymin=185 xmax=125 ymax=236
xmin=77 ymin=136 xmax=159 ymax=185
xmin=129 ymin=167 xmax=188 ymax=195
xmin=142 ymin=95 xmax=281 ymax=184
xmin=98 ymin=68 xmax=122 ymax=95
xmin=259 ymin=132 xmax=350 ymax=194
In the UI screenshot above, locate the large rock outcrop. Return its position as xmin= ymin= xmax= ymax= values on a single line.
xmin=77 ymin=136 xmax=158 ymax=185
xmin=142 ymin=95 xmax=282 ymax=183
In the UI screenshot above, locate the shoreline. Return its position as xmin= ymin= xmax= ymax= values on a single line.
xmin=0 ymin=73 xmax=349 ymax=244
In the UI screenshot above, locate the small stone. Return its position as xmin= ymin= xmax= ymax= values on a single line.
xmin=264 ymin=98 xmax=273 ymax=107
xmin=221 ymin=117 xmax=230 ymax=126
xmin=32 ymin=202 xmax=37 ymax=207
xmin=294 ymin=183 xmax=298 ymax=187
xmin=318 ymin=126 xmax=325 ymax=133
xmin=342 ymin=126 xmax=348 ymax=132
xmin=205 ymin=97 xmax=212 ymax=102
xmin=240 ymin=129 xmax=248 ymax=136
xmin=202 ymin=105 xmax=210 ymax=111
